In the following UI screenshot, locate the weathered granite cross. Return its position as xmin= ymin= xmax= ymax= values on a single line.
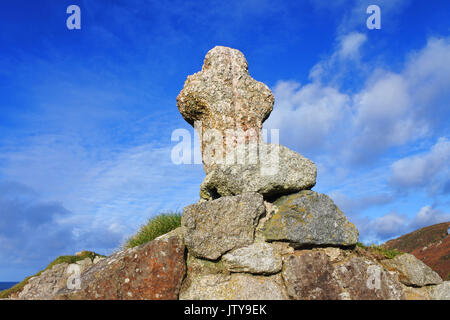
xmin=177 ymin=46 xmax=274 ymax=173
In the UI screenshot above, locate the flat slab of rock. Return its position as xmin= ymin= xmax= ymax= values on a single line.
xmin=18 ymin=263 xmax=76 ymax=300
xmin=282 ymin=250 xmax=405 ymax=300
xmin=333 ymin=256 xmax=405 ymax=300
xmin=57 ymin=236 xmax=186 ymax=300
xmin=401 ymin=285 xmax=430 ymax=300
xmin=17 ymin=258 xmax=95 ymax=300
xmin=427 ymin=281 xmax=450 ymax=300
xmin=200 ymin=143 xmax=317 ymax=200
xmin=262 ymin=190 xmax=358 ymax=247
xmin=222 ymin=242 xmax=282 ymax=274
xmin=282 ymin=250 xmax=343 ymax=300
xmin=182 ymin=193 xmax=265 ymax=260
xmin=381 ymin=253 xmax=443 ymax=287
xmin=180 ymin=273 xmax=288 ymax=300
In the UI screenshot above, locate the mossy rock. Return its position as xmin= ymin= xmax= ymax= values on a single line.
xmin=262 ymin=190 xmax=358 ymax=248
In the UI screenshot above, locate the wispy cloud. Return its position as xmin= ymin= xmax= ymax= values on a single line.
xmin=358 ymin=206 xmax=450 ymax=243
xmin=0 ymin=132 xmax=205 ymax=278
xmin=389 ymin=137 xmax=450 ymax=194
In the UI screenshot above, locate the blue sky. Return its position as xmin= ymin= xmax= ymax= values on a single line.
xmin=0 ymin=0 xmax=449 ymax=281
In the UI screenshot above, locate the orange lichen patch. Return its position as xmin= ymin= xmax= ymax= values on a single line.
xmin=59 ymin=237 xmax=186 ymax=300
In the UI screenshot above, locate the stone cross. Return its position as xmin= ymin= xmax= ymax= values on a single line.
xmin=177 ymin=46 xmax=274 ymax=173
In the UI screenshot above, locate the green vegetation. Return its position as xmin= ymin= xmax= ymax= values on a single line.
xmin=124 ymin=212 xmax=182 ymax=249
xmin=357 ymin=242 xmax=404 ymax=259
xmin=0 ymin=251 xmax=104 ymax=299
xmin=1 ymin=212 xmax=182 ymax=299
xmin=45 ymin=251 xmax=104 ymax=270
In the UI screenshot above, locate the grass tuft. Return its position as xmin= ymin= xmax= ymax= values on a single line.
xmin=124 ymin=212 xmax=182 ymax=249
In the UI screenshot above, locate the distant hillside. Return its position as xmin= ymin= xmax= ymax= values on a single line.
xmin=384 ymin=222 xmax=450 ymax=280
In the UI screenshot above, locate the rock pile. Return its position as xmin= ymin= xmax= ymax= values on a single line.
xmin=7 ymin=46 xmax=448 ymax=300
xmin=174 ymin=46 xmax=448 ymax=300
xmin=176 ymin=46 xmax=358 ymax=299
xmin=178 ymin=46 xmax=358 ymax=250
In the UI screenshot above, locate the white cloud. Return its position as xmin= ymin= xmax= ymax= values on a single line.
xmin=410 ymin=205 xmax=450 ymax=229
xmin=358 ymin=205 xmax=450 ymax=243
xmin=309 ymin=32 xmax=367 ymax=83
xmin=265 ymin=81 xmax=350 ymax=152
xmin=350 ymin=37 xmax=450 ymax=159
xmin=355 ymin=73 xmax=410 ymax=126
xmin=389 ymin=137 xmax=450 ymax=192
xmin=366 ymin=211 xmax=409 ymax=240
xmin=329 ymin=191 xmax=393 ymax=214
xmin=404 ymin=37 xmax=450 ymax=114
xmin=351 ymin=71 xmax=429 ymax=157
xmin=267 ymin=36 xmax=450 ymax=166
xmin=337 ymin=32 xmax=367 ymax=60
